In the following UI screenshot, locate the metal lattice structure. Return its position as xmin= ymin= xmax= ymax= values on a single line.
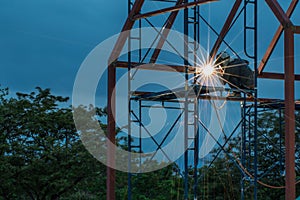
xmin=107 ymin=0 xmax=300 ymax=199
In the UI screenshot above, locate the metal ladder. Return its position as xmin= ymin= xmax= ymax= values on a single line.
xmin=127 ymin=1 xmax=143 ymax=200
xmin=183 ymin=1 xmax=200 ymax=199
xmin=242 ymin=0 xmax=258 ymax=199
xmin=241 ymin=100 xmax=255 ymax=200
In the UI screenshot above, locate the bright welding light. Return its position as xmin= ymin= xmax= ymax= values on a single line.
xmin=201 ymin=64 xmax=215 ymax=77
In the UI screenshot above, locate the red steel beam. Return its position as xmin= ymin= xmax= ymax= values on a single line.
xmin=284 ymin=27 xmax=295 ymax=200
xmin=116 ymin=60 xmax=196 ymax=73
xmin=293 ymin=25 xmax=300 ymax=34
xmin=150 ymin=0 xmax=184 ymax=63
xmin=107 ymin=64 xmax=116 ymax=200
xmin=107 ymin=1 xmax=145 ymax=196
xmin=258 ymin=72 xmax=300 ymax=80
xmin=108 ymin=0 xmax=145 ymax=64
xmin=209 ymin=0 xmax=242 ymax=61
xmin=265 ymin=0 xmax=293 ymax=27
xmin=258 ymin=0 xmax=298 ymax=74
xmin=133 ymin=0 xmax=218 ymax=20
xmin=107 ymin=1 xmax=145 ymax=199
xmin=117 ymin=61 xmax=300 ymax=80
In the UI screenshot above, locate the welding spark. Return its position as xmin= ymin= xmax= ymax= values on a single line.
xmin=194 ymin=61 xmax=223 ymax=87
xmin=201 ymin=64 xmax=215 ymax=77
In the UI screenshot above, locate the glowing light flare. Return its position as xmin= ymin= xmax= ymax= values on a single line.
xmin=201 ymin=64 xmax=215 ymax=77
xmin=196 ymin=63 xmax=216 ymax=77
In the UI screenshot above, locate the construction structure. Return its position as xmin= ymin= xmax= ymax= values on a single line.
xmin=107 ymin=0 xmax=300 ymax=199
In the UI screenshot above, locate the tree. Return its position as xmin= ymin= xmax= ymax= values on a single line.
xmin=196 ymin=108 xmax=300 ymax=199
xmin=0 ymin=87 xmax=180 ymax=200
xmin=0 ymin=87 xmax=105 ymax=199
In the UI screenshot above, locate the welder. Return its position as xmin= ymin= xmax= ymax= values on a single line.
xmin=216 ymin=51 xmax=254 ymax=97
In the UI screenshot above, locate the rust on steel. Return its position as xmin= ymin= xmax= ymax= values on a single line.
xmin=293 ymin=25 xmax=300 ymax=34
xmin=133 ymin=0 xmax=218 ymax=20
xmin=115 ymin=61 xmax=196 ymax=73
xmin=209 ymin=0 xmax=242 ymax=61
xmin=107 ymin=63 xmax=116 ymax=200
xmin=107 ymin=1 xmax=145 ymax=200
xmin=258 ymin=0 xmax=298 ymax=74
xmin=258 ymin=72 xmax=300 ymax=81
xmin=284 ymin=27 xmax=296 ymax=200
xmin=265 ymin=0 xmax=293 ymax=27
xmin=150 ymin=0 xmax=184 ymax=63
xmin=108 ymin=0 xmax=145 ymax=64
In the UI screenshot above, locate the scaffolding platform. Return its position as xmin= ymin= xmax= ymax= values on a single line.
xmin=132 ymin=85 xmax=300 ymax=109
xmin=132 ymin=85 xmax=222 ymax=101
xmin=132 ymin=84 xmax=255 ymax=101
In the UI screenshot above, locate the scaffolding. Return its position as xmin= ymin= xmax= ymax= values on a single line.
xmin=107 ymin=0 xmax=300 ymax=199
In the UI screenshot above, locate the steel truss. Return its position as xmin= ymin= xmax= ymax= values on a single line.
xmin=107 ymin=0 xmax=300 ymax=200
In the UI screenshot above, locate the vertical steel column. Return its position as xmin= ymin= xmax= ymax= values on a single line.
xmin=127 ymin=4 xmax=132 ymax=196
xmin=279 ymin=106 xmax=284 ymax=174
xmin=263 ymin=1 xmax=296 ymax=199
xmin=127 ymin=1 xmax=133 ymax=199
xmin=127 ymin=1 xmax=144 ymax=198
xmin=107 ymin=63 xmax=116 ymax=200
xmin=192 ymin=8 xmax=200 ymax=197
xmin=187 ymin=4 xmax=200 ymax=198
xmin=139 ymin=100 xmax=142 ymax=160
xmin=193 ymin=99 xmax=199 ymax=199
xmin=258 ymin=0 xmax=298 ymax=74
xmin=194 ymin=6 xmax=200 ymax=56
xmin=284 ymin=27 xmax=295 ymax=200
xmin=264 ymin=1 xmax=296 ymax=198
xmin=107 ymin=2 xmax=146 ymax=199
xmin=243 ymin=0 xmax=258 ymax=198
xmin=192 ymin=12 xmax=199 ymax=191
xmin=253 ymin=0 xmax=258 ymax=199
xmin=183 ymin=0 xmax=189 ymax=199
xmin=241 ymin=99 xmax=246 ymax=200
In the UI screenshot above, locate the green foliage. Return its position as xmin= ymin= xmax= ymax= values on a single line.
xmin=0 ymin=87 xmax=105 ymax=200
xmin=197 ymin=109 xmax=300 ymax=199
xmin=129 ymin=165 xmax=179 ymax=200
xmin=197 ymin=153 xmax=240 ymax=200
xmin=0 ymin=87 xmax=179 ymax=200
xmin=2 ymin=86 xmax=299 ymax=199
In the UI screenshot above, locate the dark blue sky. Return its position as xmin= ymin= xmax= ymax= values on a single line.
xmin=0 ymin=0 xmax=126 ymax=97
xmin=0 ymin=0 xmax=299 ymax=101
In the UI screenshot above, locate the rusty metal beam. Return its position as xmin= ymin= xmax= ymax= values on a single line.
xmin=117 ymin=61 xmax=300 ymax=81
xmin=293 ymin=25 xmax=300 ymax=34
xmin=108 ymin=0 xmax=145 ymax=64
xmin=258 ymin=72 xmax=300 ymax=80
xmin=116 ymin=61 xmax=300 ymax=80
xmin=209 ymin=0 xmax=242 ymax=61
xmin=107 ymin=2 xmax=146 ymax=200
xmin=265 ymin=0 xmax=293 ymax=27
xmin=107 ymin=64 xmax=116 ymax=200
xmin=133 ymin=0 xmax=218 ymax=20
xmin=284 ymin=27 xmax=295 ymax=200
xmin=116 ymin=61 xmax=196 ymax=73
xmin=258 ymin=0 xmax=298 ymax=74
xmin=150 ymin=0 xmax=184 ymax=63
xmin=107 ymin=2 xmax=145 ymax=196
